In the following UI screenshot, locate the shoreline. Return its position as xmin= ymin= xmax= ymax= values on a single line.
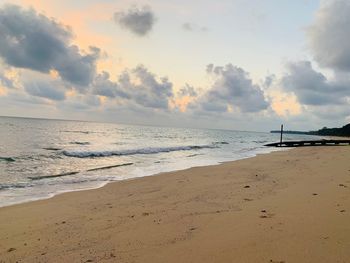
xmin=1 ymin=146 xmax=349 ymax=262
xmin=0 ymin=146 xmax=284 ymax=208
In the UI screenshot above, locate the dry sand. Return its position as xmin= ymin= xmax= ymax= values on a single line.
xmin=0 ymin=146 xmax=350 ymax=263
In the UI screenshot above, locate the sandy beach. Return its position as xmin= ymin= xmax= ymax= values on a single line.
xmin=0 ymin=146 xmax=350 ymax=263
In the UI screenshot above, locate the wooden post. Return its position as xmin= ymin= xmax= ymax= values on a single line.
xmin=280 ymin=124 xmax=283 ymax=146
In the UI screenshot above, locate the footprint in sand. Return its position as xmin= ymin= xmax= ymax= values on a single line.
xmin=260 ymin=211 xmax=274 ymax=218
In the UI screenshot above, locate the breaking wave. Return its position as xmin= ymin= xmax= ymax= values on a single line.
xmin=62 ymin=145 xmax=217 ymax=158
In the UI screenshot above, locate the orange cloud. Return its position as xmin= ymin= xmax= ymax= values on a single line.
xmin=18 ymin=0 xmax=114 ymax=51
xmin=0 ymin=86 xmax=7 ymax=96
xmin=49 ymin=70 xmax=59 ymax=79
xmin=4 ymin=68 xmax=18 ymax=80
xmin=65 ymin=89 xmax=76 ymax=98
xmin=96 ymin=58 xmax=127 ymax=81
xmin=18 ymin=0 xmax=130 ymax=80
xmin=1 ymin=68 xmax=21 ymax=90
xmin=173 ymin=96 xmax=193 ymax=112
xmin=270 ymin=91 xmax=301 ymax=116
xmin=98 ymin=96 xmax=107 ymax=105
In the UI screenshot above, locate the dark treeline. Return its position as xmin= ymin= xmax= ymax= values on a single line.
xmin=308 ymin=124 xmax=350 ymax=137
xmin=271 ymin=124 xmax=350 ymax=137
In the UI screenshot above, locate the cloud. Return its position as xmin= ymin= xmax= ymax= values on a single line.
xmin=0 ymin=72 xmax=15 ymax=90
xmin=313 ymin=105 xmax=350 ymax=120
xmin=263 ymin=74 xmax=276 ymax=89
xmin=118 ymin=65 xmax=173 ymax=109
xmin=18 ymin=70 xmax=66 ymax=101
xmin=114 ymin=6 xmax=155 ymax=36
xmin=0 ymin=4 xmax=100 ymax=88
xmin=4 ymin=87 xmax=56 ymax=106
xmin=174 ymin=84 xmax=198 ymax=112
xmin=92 ymin=65 xmax=173 ymax=110
xmin=182 ymin=23 xmax=193 ymax=31
xmin=25 ymin=80 xmax=66 ymax=101
xmin=58 ymin=94 xmax=101 ymax=111
xmin=197 ymin=64 xmax=269 ymax=113
xmin=0 ymin=64 xmax=22 ymax=90
xmin=281 ymin=61 xmax=349 ymax=106
xmin=307 ymin=0 xmax=350 ymax=72
xmin=177 ymin=84 xmax=198 ymax=97
xmin=182 ymin=22 xmax=208 ymax=32
xmin=275 ymin=1 xmax=350 ymax=122
xmin=92 ymin=71 xmax=129 ymax=98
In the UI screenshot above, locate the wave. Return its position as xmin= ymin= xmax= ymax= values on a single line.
xmin=29 ymin=171 xmax=79 ymax=181
xmin=0 ymin=182 xmax=29 ymax=190
xmin=62 ymin=145 xmax=217 ymax=158
xmin=0 ymin=157 xmax=15 ymax=162
xmin=213 ymin=141 xmax=229 ymax=145
xmin=43 ymin=147 xmax=62 ymax=151
xmin=86 ymin=162 xmax=133 ymax=172
xmin=253 ymin=140 xmax=268 ymax=144
xmin=69 ymin=141 xmax=90 ymax=145
xmin=60 ymin=130 xmax=90 ymax=134
xmin=187 ymin=153 xmax=204 ymax=158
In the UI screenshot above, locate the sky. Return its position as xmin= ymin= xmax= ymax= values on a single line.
xmin=0 ymin=0 xmax=350 ymax=131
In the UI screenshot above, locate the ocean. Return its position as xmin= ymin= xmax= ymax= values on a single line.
xmin=0 ymin=116 xmax=321 ymax=207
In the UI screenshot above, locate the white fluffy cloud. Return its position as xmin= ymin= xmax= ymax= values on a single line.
xmin=177 ymin=84 xmax=198 ymax=98
xmin=118 ymin=66 xmax=173 ymax=109
xmin=197 ymin=64 xmax=269 ymax=113
xmin=281 ymin=61 xmax=349 ymax=106
xmin=92 ymin=71 xmax=129 ymax=99
xmin=93 ymin=65 xmax=174 ymax=110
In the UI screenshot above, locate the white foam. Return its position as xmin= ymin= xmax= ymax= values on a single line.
xmin=63 ymin=145 xmax=216 ymax=158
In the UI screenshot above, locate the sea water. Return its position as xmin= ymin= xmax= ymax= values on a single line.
xmin=0 ymin=116 xmax=322 ymax=207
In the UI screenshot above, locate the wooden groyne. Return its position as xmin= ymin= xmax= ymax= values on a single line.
xmin=265 ymin=139 xmax=350 ymax=147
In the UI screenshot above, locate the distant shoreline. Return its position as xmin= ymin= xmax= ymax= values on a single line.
xmin=270 ymin=130 xmax=312 ymax=135
xmin=271 ymin=123 xmax=350 ymax=137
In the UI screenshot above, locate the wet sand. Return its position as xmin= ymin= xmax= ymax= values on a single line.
xmin=0 ymin=146 xmax=350 ymax=262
